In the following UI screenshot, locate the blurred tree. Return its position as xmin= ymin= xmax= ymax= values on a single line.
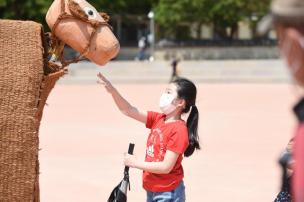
xmin=0 ymin=0 xmax=52 ymax=24
xmin=154 ymin=0 xmax=186 ymax=39
xmin=0 ymin=0 xmax=271 ymax=41
xmin=92 ymin=0 xmax=155 ymax=15
xmin=209 ymin=0 xmax=246 ymax=40
xmin=154 ymin=0 xmax=211 ymax=40
xmin=0 ymin=0 xmax=155 ymax=28
xmin=154 ymin=0 xmax=271 ymax=40
xmin=154 ymin=0 xmax=245 ymax=40
xmin=243 ymin=0 xmax=271 ymax=38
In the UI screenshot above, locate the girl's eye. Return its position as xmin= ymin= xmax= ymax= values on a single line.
xmin=84 ymin=7 xmax=97 ymax=19
xmin=165 ymin=88 xmax=172 ymax=93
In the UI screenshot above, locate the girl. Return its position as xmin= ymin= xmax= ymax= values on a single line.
xmin=97 ymin=73 xmax=200 ymax=202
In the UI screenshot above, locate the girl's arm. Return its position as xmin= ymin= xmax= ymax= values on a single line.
xmin=97 ymin=72 xmax=147 ymax=124
xmin=124 ymin=150 xmax=179 ymax=174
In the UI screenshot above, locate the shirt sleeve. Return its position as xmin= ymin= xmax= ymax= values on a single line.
xmin=146 ymin=111 xmax=161 ymax=129
xmin=167 ymin=125 xmax=189 ymax=154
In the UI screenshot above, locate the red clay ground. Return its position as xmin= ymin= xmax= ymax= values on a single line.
xmin=40 ymin=83 xmax=297 ymax=202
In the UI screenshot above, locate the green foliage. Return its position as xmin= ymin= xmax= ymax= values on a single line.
xmin=243 ymin=0 xmax=271 ymax=38
xmin=92 ymin=0 xmax=155 ymax=15
xmin=0 ymin=0 xmax=271 ymax=40
xmin=154 ymin=0 xmax=209 ymax=39
xmin=154 ymin=0 xmax=271 ymax=39
xmin=0 ymin=0 xmax=52 ymax=20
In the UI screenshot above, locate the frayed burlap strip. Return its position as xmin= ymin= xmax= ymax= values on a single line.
xmin=0 ymin=20 xmax=63 ymax=202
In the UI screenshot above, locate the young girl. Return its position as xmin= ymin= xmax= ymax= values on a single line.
xmin=97 ymin=73 xmax=200 ymax=202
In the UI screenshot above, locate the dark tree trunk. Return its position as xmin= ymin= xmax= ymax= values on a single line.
xmin=213 ymin=22 xmax=228 ymax=40
xmin=230 ymin=23 xmax=239 ymax=39
xmin=196 ymin=22 xmax=202 ymax=39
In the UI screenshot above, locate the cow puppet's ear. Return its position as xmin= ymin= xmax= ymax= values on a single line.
xmin=68 ymin=0 xmax=88 ymax=20
xmin=99 ymin=12 xmax=110 ymax=22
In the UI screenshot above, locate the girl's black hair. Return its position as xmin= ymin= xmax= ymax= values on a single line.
xmin=172 ymin=77 xmax=200 ymax=157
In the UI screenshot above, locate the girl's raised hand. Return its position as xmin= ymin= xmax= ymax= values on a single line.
xmin=97 ymin=72 xmax=114 ymax=93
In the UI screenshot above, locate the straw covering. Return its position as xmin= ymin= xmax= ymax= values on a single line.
xmin=0 ymin=19 xmax=64 ymax=201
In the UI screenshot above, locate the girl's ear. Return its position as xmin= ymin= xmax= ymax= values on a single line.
xmin=176 ymin=98 xmax=186 ymax=109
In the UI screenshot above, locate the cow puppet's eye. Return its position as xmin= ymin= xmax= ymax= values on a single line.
xmin=84 ymin=7 xmax=97 ymax=19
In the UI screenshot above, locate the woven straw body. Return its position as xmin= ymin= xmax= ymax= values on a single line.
xmin=0 ymin=20 xmax=64 ymax=202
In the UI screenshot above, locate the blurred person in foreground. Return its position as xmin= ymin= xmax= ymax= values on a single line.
xmin=259 ymin=0 xmax=304 ymax=201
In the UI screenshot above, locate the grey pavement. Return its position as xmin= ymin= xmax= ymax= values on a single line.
xmin=58 ymin=60 xmax=291 ymax=84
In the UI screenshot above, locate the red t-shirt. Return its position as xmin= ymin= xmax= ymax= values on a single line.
xmin=293 ymin=125 xmax=304 ymax=201
xmin=143 ymin=111 xmax=189 ymax=192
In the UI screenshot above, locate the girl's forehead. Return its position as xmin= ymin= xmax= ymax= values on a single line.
xmin=166 ymin=83 xmax=178 ymax=91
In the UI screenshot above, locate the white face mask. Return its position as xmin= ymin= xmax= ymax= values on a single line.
xmin=159 ymin=93 xmax=177 ymax=115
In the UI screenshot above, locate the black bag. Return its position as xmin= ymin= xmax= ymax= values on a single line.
xmin=107 ymin=179 xmax=129 ymax=202
xmin=107 ymin=143 xmax=134 ymax=202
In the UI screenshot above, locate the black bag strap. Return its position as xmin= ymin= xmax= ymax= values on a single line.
xmin=124 ymin=143 xmax=135 ymax=173
xmin=125 ymin=143 xmax=134 ymax=191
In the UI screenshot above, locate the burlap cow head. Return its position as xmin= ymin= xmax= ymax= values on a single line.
xmin=46 ymin=0 xmax=120 ymax=66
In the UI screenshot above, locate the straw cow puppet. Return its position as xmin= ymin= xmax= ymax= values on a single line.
xmin=0 ymin=0 xmax=119 ymax=200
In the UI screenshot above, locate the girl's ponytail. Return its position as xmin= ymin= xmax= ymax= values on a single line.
xmin=172 ymin=77 xmax=201 ymax=157
xmin=184 ymin=105 xmax=200 ymax=157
